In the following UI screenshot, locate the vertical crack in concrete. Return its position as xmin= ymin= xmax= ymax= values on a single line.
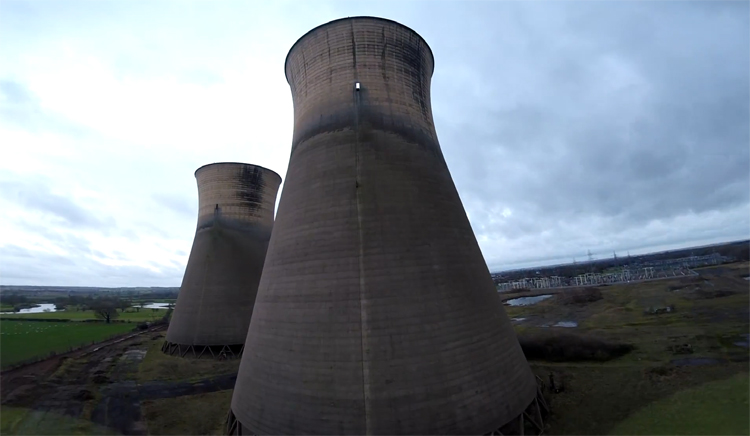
xmin=351 ymin=21 xmax=371 ymax=435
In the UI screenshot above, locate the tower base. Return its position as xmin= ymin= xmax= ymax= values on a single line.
xmin=225 ymin=379 xmax=549 ymax=435
xmin=484 ymin=381 xmax=550 ymax=436
xmin=160 ymin=341 xmax=244 ymax=360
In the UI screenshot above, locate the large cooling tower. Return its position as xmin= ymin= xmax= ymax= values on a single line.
xmin=228 ymin=17 xmax=546 ymax=435
xmin=162 ymin=162 xmax=281 ymax=359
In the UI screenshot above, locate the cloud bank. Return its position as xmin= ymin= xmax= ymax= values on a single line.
xmin=0 ymin=1 xmax=747 ymax=286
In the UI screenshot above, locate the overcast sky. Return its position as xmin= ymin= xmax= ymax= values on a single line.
xmin=0 ymin=1 xmax=748 ymax=287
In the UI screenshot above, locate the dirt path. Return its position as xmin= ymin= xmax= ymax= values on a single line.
xmin=2 ymin=328 xmax=238 ymax=435
xmin=0 ymin=325 xmax=166 ymax=404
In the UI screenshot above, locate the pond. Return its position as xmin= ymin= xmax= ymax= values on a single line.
xmin=141 ymin=302 xmax=172 ymax=309
xmin=734 ymin=333 xmax=749 ymax=349
xmin=504 ymin=295 xmax=552 ymax=307
xmin=539 ymin=320 xmax=579 ymax=328
xmin=0 ymin=303 xmax=59 ymax=314
xmin=553 ymin=321 xmax=578 ymax=328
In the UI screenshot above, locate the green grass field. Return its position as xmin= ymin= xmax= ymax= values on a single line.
xmin=0 ymin=320 xmax=135 ymax=368
xmin=0 ymin=308 xmax=166 ymax=322
xmin=610 ymin=373 xmax=750 ymax=435
xmin=142 ymin=390 xmax=232 ymax=435
xmin=0 ymin=406 xmax=117 ymax=435
xmin=138 ymin=332 xmax=239 ymax=383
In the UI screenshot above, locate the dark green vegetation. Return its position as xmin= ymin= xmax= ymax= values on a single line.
xmin=519 ymin=333 xmax=633 ymax=362
xmin=0 ymin=295 xmax=39 ymax=313
xmin=505 ymin=261 xmax=749 ymax=434
xmin=0 ymin=321 xmax=135 ymax=368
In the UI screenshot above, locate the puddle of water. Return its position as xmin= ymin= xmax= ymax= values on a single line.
xmin=671 ymin=357 xmax=723 ymax=366
xmin=743 ymin=276 xmax=750 ymax=281
xmin=0 ymin=303 xmax=59 ymax=314
xmin=511 ymin=317 xmax=527 ymax=322
xmin=141 ymin=303 xmax=171 ymax=309
xmin=505 ymin=295 xmax=553 ymax=307
xmin=553 ymin=321 xmax=578 ymax=328
xmin=733 ymin=333 xmax=750 ymax=348
xmin=121 ymin=350 xmax=148 ymax=361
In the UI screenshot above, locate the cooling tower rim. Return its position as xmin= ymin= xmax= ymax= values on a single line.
xmin=284 ymin=16 xmax=435 ymax=84
xmin=194 ymin=162 xmax=282 ymax=182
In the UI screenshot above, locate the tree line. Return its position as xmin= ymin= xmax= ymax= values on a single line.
xmin=52 ymin=296 xmax=172 ymax=323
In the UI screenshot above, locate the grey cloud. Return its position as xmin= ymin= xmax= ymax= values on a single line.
xmin=1 ymin=0 xmax=748 ymax=284
xmin=0 ymin=79 xmax=90 ymax=137
xmin=0 ymin=176 xmax=115 ymax=230
xmin=0 ymin=80 xmax=33 ymax=104
xmin=180 ymin=68 xmax=224 ymax=87
xmin=422 ymin=1 xmax=749 ymax=268
xmin=152 ymin=193 xmax=196 ymax=218
xmin=0 ymin=244 xmax=183 ymax=286
xmin=0 ymin=244 xmax=36 ymax=259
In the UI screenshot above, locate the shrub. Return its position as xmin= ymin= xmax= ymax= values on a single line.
xmin=518 ymin=333 xmax=634 ymax=362
xmin=559 ymin=287 xmax=603 ymax=305
xmin=684 ymin=289 xmax=736 ymax=300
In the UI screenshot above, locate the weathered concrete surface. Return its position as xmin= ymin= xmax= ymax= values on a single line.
xmin=166 ymin=163 xmax=281 ymax=349
xmin=230 ymin=17 xmax=536 ymax=435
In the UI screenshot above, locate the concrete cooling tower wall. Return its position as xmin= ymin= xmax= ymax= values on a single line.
xmin=228 ymin=17 xmax=546 ymax=435
xmin=163 ymin=162 xmax=281 ymax=359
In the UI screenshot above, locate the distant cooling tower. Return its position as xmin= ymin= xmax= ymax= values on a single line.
xmin=228 ymin=17 xmax=547 ymax=435
xmin=162 ymin=162 xmax=281 ymax=359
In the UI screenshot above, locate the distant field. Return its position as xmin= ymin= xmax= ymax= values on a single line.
xmin=0 ymin=320 xmax=135 ymax=368
xmin=0 ymin=308 xmax=166 ymax=322
xmin=610 ymin=373 xmax=750 ymax=435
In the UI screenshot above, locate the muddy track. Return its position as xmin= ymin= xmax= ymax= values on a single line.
xmin=0 ymin=325 xmax=166 ymax=402
xmin=2 ymin=327 xmax=238 ymax=436
xmin=91 ymin=371 xmax=237 ymax=435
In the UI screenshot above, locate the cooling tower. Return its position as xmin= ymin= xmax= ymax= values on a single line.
xmin=162 ymin=162 xmax=281 ymax=359
xmin=228 ymin=17 xmax=546 ymax=435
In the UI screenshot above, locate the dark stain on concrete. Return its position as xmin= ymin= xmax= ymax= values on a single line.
xmin=237 ymin=166 xmax=264 ymax=211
